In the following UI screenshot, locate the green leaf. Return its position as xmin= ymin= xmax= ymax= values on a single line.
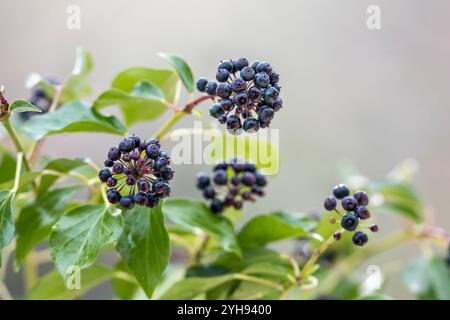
xmin=112 ymin=67 xmax=179 ymax=103
xmin=50 ymin=204 xmax=123 ymax=277
xmin=10 ymin=100 xmax=42 ymax=114
xmin=0 ymin=191 xmax=14 ymax=265
xmin=112 ymin=260 xmax=139 ymax=300
xmin=230 ymin=281 xmax=282 ymax=300
xmin=61 ymin=47 xmax=93 ymax=102
xmin=116 ymin=203 xmax=170 ymax=298
xmin=23 ymin=100 xmax=126 ymax=140
xmin=0 ymin=150 xmax=16 ymax=184
xmin=355 ymin=294 xmax=394 ymax=300
xmin=28 ymin=264 xmax=113 ymax=300
xmin=39 ymin=158 xmax=89 ymax=193
xmin=160 ymin=274 xmax=234 ymax=300
xmin=15 ymin=186 xmax=79 ymax=266
xmin=403 ymin=257 xmax=450 ymax=300
xmin=371 ymin=179 xmax=423 ymax=222
xmin=238 ymin=211 xmax=317 ymax=247
xmin=94 ymin=81 xmax=168 ymax=126
xmin=163 ymin=198 xmax=241 ymax=257
xmin=159 ymin=53 xmax=194 ymax=93
xmin=0 ymin=171 xmax=42 ymax=193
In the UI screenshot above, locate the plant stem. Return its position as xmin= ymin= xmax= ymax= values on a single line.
xmin=233 ymin=273 xmax=285 ymax=292
xmin=300 ymin=233 xmax=338 ymax=281
xmin=12 ymin=152 xmax=23 ymax=193
xmin=153 ymin=95 xmax=214 ymax=140
xmin=189 ymin=234 xmax=210 ymax=266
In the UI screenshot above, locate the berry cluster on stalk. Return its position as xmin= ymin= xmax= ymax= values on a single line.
xmin=323 ymin=184 xmax=379 ymax=246
xmin=196 ymin=58 xmax=283 ymax=134
xmin=98 ymin=135 xmax=174 ymax=210
xmin=196 ymin=158 xmax=267 ymax=214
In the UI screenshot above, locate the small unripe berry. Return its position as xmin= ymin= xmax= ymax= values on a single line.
xmin=369 ymin=224 xmax=379 ymax=232
xmin=333 ymin=231 xmax=342 ymax=240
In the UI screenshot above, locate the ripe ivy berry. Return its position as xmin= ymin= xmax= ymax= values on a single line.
xmin=216 ymin=83 xmax=231 ymax=98
xmin=213 ymin=170 xmax=228 ymax=185
xmin=119 ymin=138 xmax=135 ymax=153
xmin=333 ymin=184 xmax=350 ymax=199
xmin=240 ymin=66 xmax=255 ymax=81
xmin=355 ymin=206 xmax=371 ymax=219
xmin=231 ymin=77 xmax=247 ymax=92
xmin=216 ymin=68 xmax=230 ymax=82
xmin=354 ymin=191 xmax=369 ymax=206
xmin=196 ymin=78 xmax=208 ymax=92
xmin=205 ymin=81 xmax=218 ymax=96
xmin=341 ymin=213 xmax=359 ymax=231
xmin=210 ymin=104 xmax=225 ymax=119
xmin=341 ymin=196 xmax=358 ymax=211
xmin=254 ymin=72 xmax=270 ymax=88
xmin=324 ymin=196 xmax=337 ymax=211
xmin=352 ymin=231 xmax=369 ymax=246
xmin=243 ymin=117 xmax=260 ymax=133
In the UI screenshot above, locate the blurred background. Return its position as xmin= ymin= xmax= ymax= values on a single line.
xmin=1 ymin=0 xmax=450 ymax=299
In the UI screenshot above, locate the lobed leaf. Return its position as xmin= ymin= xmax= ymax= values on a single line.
xmin=159 ymin=53 xmax=195 ymax=93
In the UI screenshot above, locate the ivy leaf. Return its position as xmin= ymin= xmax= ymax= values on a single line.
xmin=116 ymin=203 xmax=170 ymax=298
xmin=39 ymin=158 xmax=89 ymax=193
xmin=354 ymin=294 xmax=394 ymax=300
xmin=370 ymin=180 xmax=424 ymax=222
xmin=160 ymin=275 xmax=234 ymax=300
xmin=403 ymin=257 xmax=450 ymax=300
xmin=23 ymin=100 xmax=127 ymax=140
xmin=158 ymin=53 xmax=194 ymax=93
xmin=15 ymin=186 xmax=79 ymax=266
xmin=238 ymin=211 xmax=317 ymax=247
xmin=10 ymin=100 xmax=42 ymax=114
xmin=61 ymin=47 xmax=93 ymax=102
xmin=111 ymin=260 xmax=139 ymax=300
xmin=94 ymin=81 xmax=168 ymax=126
xmin=49 ymin=204 xmax=123 ymax=277
xmin=111 ymin=67 xmax=179 ymax=103
xmin=0 ymin=149 xmax=16 ymax=184
xmin=0 ymin=191 xmax=14 ymax=265
xmin=0 ymin=171 xmax=42 ymax=193
xmin=163 ymin=198 xmax=241 ymax=257
xmin=28 ymin=264 xmax=113 ymax=300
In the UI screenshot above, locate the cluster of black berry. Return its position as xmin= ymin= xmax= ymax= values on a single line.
xmin=196 ymin=58 xmax=283 ymax=135
xmin=196 ymin=158 xmax=267 ymax=214
xmin=22 ymin=79 xmax=59 ymax=120
xmin=98 ymin=135 xmax=174 ymax=210
xmin=323 ymin=184 xmax=379 ymax=246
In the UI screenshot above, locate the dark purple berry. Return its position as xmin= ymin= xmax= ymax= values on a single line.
xmin=210 ymin=198 xmax=224 ymax=213
xmin=263 ymin=86 xmax=279 ymax=104
xmin=196 ymin=173 xmax=210 ymax=189
xmin=226 ymin=115 xmax=242 ymax=130
xmin=107 ymin=188 xmax=121 ymax=204
xmin=104 ymin=159 xmax=114 ymax=167
xmin=134 ymin=192 xmax=148 ymax=206
xmin=216 ymin=83 xmax=231 ymax=98
xmin=233 ymin=201 xmax=243 ymax=210
xmin=241 ymin=172 xmax=256 ymax=186
xmin=120 ymin=195 xmax=135 ymax=209
xmin=341 ymin=213 xmax=359 ymax=231
xmin=160 ymin=167 xmax=174 ymax=181
xmin=333 ymin=231 xmax=342 ymax=240
xmin=231 ymin=175 xmax=240 ymax=186
xmin=126 ymin=175 xmax=136 ymax=186
xmin=108 ymin=147 xmax=121 ymax=161
xmin=112 ymin=163 xmax=124 ymax=174
xmin=234 ymin=57 xmax=249 ymax=71
xmin=272 ymin=98 xmax=283 ymax=111
xmin=240 ymin=66 xmax=255 ymax=81
xmin=333 ymin=184 xmax=350 ymax=199
xmin=203 ymin=186 xmax=216 ymax=199
xmin=234 ymin=92 xmax=249 ymax=107
xmin=218 ymin=60 xmax=234 ymax=72
xmin=138 ymin=179 xmax=151 ymax=192
xmin=231 ymin=77 xmax=247 ymax=92
xmin=269 ymin=71 xmax=279 ymax=84
xmin=220 ymin=98 xmax=234 ymax=111
xmin=342 ymin=196 xmax=358 ymax=211
xmin=355 ymin=206 xmax=371 ymax=220
xmin=213 ymin=170 xmax=228 ymax=185
xmin=255 ymin=173 xmax=267 ymax=187
xmin=131 ymin=150 xmax=141 ymax=161
xmin=248 ymin=86 xmax=263 ymax=102
xmin=210 ymin=104 xmax=225 ymax=119
xmin=216 ymin=68 xmax=230 ymax=82
xmin=354 ymin=191 xmax=369 ymax=206
xmin=243 ymin=117 xmax=260 ymax=133
xmin=146 ymin=194 xmax=160 ymax=208
xmin=106 ymin=177 xmax=117 ymax=188
xmin=213 ymin=163 xmax=228 ymax=171
xmin=196 ymin=78 xmax=208 ymax=92
xmin=154 ymin=156 xmax=169 ymax=170
xmin=369 ymin=224 xmax=379 ymax=232
xmin=251 ymin=60 xmax=261 ymax=71
xmin=146 ymin=143 xmax=160 ymax=159
xmin=205 ymin=81 xmax=218 ymax=96
xmin=119 ymin=138 xmax=135 ymax=153
xmin=256 ymin=61 xmax=273 ymax=74
xmin=129 ymin=135 xmax=141 ymax=148
xmin=99 ymin=168 xmax=112 ymax=182
xmin=122 ymin=153 xmax=132 ymax=162
xmin=352 ymin=231 xmax=369 ymax=246
xmin=324 ymin=196 xmax=337 ymax=211
xmin=254 ymin=72 xmax=270 ymax=88
xmin=258 ymin=106 xmax=274 ymax=123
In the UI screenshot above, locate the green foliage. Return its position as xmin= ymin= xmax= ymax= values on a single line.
xmin=23 ymin=101 xmax=126 ymax=140
xmin=10 ymin=100 xmax=42 ymax=114
xmin=49 ymin=204 xmax=123 ymax=277
xmin=159 ymin=53 xmax=195 ymax=93
xmin=163 ymin=198 xmax=241 ymax=257
xmin=0 ymin=191 xmax=14 ymax=264
xmin=116 ymin=204 xmax=170 ymax=298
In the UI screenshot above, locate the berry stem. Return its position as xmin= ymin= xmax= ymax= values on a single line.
xmin=300 ymin=232 xmax=341 ymax=281
xmin=11 ymin=152 xmax=23 ymax=194
xmin=189 ymin=233 xmax=210 ymax=266
xmin=2 ymin=117 xmax=37 ymax=192
xmin=154 ymin=95 xmax=214 ymax=140
xmin=233 ymin=273 xmax=285 ymax=292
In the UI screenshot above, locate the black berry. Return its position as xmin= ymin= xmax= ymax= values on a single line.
xmin=210 ymin=104 xmax=225 ymax=119
xmin=99 ymin=168 xmax=112 ymax=183
xmin=355 ymin=206 xmax=371 ymax=220
xmin=341 ymin=196 xmax=358 ymax=211
xmin=341 ymin=213 xmax=359 ymax=231
xmin=216 ymin=68 xmax=230 ymax=82
xmin=354 ymin=191 xmax=369 ymax=206
xmin=333 ymin=184 xmax=350 ymax=199
xmin=352 ymin=231 xmax=369 ymax=246
xmin=196 ymin=78 xmax=208 ymax=92
xmin=324 ymin=196 xmax=337 ymax=211
xmin=119 ymin=138 xmax=135 ymax=153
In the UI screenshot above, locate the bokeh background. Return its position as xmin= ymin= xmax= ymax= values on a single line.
xmin=1 ymin=0 xmax=450 ymax=299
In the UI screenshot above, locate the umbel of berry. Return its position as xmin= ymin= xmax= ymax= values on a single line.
xmin=98 ymin=135 xmax=174 ymax=210
xmin=196 ymin=58 xmax=283 ymax=135
xmin=195 ymin=158 xmax=267 ymax=214
xmin=323 ymin=184 xmax=378 ymax=247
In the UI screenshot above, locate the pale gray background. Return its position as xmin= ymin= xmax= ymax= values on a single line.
xmin=1 ymin=0 xmax=449 ymax=299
